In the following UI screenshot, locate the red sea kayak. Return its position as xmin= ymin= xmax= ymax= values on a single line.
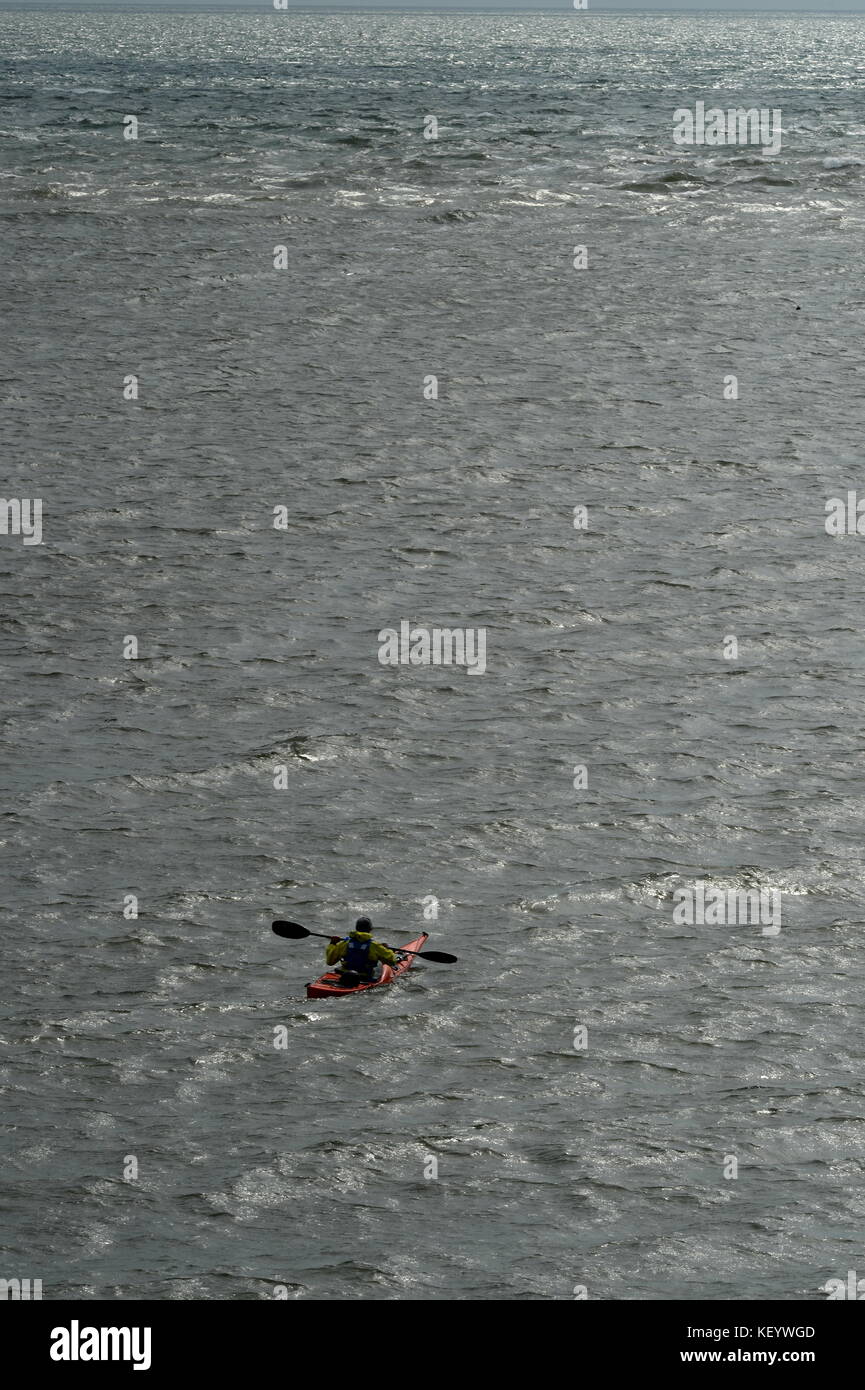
xmin=305 ymin=933 xmax=429 ymax=1000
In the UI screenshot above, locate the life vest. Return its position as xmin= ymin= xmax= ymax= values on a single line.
xmin=344 ymin=934 xmax=373 ymax=973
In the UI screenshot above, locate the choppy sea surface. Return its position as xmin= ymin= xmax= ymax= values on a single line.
xmin=3 ymin=8 xmax=865 ymax=1300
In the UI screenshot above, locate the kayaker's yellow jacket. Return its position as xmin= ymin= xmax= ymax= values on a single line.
xmin=326 ymin=930 xmax=397 ymax=967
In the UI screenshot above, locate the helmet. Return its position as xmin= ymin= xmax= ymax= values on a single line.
xmin=355 ymin=916 xmax=372 ymax=932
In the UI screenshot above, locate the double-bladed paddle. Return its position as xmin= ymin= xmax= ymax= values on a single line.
xmin=272 ymin=920 xmax=457 ymax=963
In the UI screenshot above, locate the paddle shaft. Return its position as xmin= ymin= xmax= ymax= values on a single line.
xmin=302 ymin=928 xmax=427 ymax=958
xmin=271 ymin=920 xmax=456 ymax=962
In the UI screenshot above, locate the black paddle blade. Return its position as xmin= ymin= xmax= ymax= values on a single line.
xmin=416 ymin=950 xmax=457 ymax=963
xmin=272 ymin=920 xmax=310 ymax=939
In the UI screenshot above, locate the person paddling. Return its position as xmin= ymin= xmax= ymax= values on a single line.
xmin=326 ymin=917 xmax=398 ymax=984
